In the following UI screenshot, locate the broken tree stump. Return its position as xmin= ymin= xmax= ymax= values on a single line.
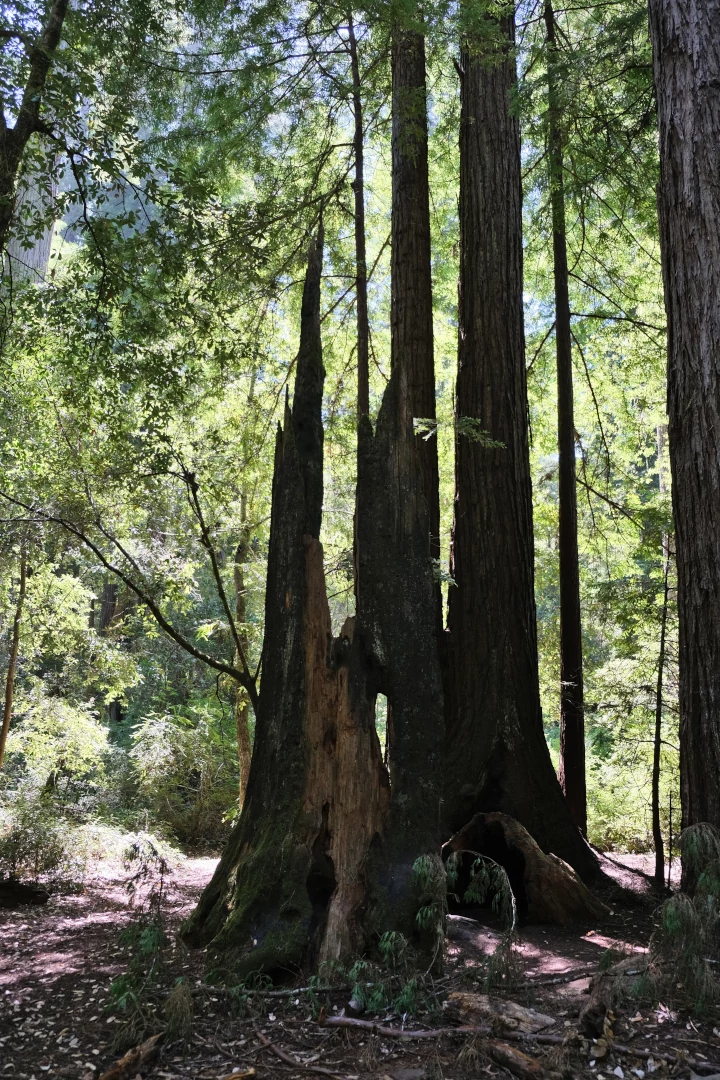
xmin=579 ymin=955 xmax=649 ymax=1036
xmin=443 ymin=812 xmax=609 ymax=924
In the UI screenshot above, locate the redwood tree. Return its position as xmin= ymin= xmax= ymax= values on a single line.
xmin=544 ymin=0 xmax=586 ymax=836
xmin=390 ymin=22 xmax=440 ymax=588
xmin=649 ymin=0 xmax=720 ymax=836
xmin=444 ymin=7 xmax=595 ymax=879
xmin=185 ymin=207 xmax=445 ymax=975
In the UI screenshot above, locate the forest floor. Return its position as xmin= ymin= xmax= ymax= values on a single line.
xmin=1 ymin=852 xmax=719 ymax=1080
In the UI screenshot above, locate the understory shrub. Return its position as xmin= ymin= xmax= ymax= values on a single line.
xmin=129 ymin=705 xmax=239 ymax=845
xmin=650 ymin=823 xmax=720 ymax=1013
xmin=0 ymin=792 xmax=85 ymax=881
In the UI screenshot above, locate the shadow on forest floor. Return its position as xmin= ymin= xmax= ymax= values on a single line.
xmin=1 ymin=851 xmax=718 ymax=1080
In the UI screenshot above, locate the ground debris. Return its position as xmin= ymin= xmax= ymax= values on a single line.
xmin=97 ymin=1031 xmax=163 ymax=1080
xmin=443 ymin=990 xmax=556 ymax=1032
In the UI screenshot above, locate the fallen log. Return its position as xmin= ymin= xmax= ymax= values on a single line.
xmin=486 ymin=1040 xmax=545 ymax=1079
xmin=443 ymin=991 xmax=555 ymax=1033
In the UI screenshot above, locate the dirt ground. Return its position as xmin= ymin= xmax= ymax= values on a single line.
xmin=1 ymin=852 xmax=719 ymax=1080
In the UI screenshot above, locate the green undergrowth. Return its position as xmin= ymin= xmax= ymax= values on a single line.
xmin=649 ymin=823 xmax=720 ymax=1015
xmin=107 ymin=835 xmax=179 ymax=1048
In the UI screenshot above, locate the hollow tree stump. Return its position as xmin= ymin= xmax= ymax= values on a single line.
xmin=443 ymin=812 xmax=608 ymax=924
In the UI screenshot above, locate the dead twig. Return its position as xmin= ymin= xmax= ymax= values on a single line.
xmin=255 ymin=1028 xmax=345 ymax=1078
xmin=320 ymin=1016 xmax=720 ymax=1077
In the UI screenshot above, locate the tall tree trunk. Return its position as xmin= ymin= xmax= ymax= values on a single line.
xmin=390 ymin=23 xmax=441 ymax=598
xmin=233 ymin=495 xmax=252 ymax=804
xmin=349 ymin=12 xmax=370 ymax=601
xmin=348 ymin=13 xmax=445 ymax=912
xmin=444 ymin=9 xmax=595 ymax=879
xmin=0 ymin=551 xmax=27 ymax=770
xmin=649 ymin=0 xmax=720 ymax=838
xmin=544 ymin=0 xmax=586 ymax=837
xmin=348 ymin=13 xmax=370 ymax=420
xmin=653 ymin=558 xmax=670 ymax=888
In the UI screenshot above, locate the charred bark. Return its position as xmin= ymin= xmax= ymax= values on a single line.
xmin=444 ymin=11 xmax=595 ymax=879
xmin=349 ymin=16 xmax=445 ymax=933
xmin=183 ymin=232 xmax=390 ymax=976
xmin=544 ymin=1 xmax=586 ymax=837
xmin=444 ymin=812 xmax=607 ymax=925
xmin=649 ymin=0 xmax=720 ymax=837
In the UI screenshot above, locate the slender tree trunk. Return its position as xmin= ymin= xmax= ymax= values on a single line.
xmin=444 ymin=8 xmax=595 ymax=879
xmin=653 ymin=559 xmax=670 ymax=888
xmin=0 ymin=551 xmax=27 ymax=770
xmin=233 ymin=494 xmax=252 ymax=804
xmin=544 ymin=0 xmax=586 ymax=836
xmin=390 ymin=22 xmax=441 ymax=590
xmin=348 ymin=13 xmax=369 ymax=420
xmin=348 ymin=12 xmax=370 ymax=601
xmin=649 ymin=0 xmax=720 ymax=840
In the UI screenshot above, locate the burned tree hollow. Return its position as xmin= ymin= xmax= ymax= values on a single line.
xmin=185 ymin=224 xmax=444 ymax=978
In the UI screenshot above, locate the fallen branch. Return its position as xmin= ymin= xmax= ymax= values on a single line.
xmin=322 ymin=1015 xmax=491 ymax=1038
xmin=255 ymin=1029 xmax=345 ymax=1077
xmin=520 ymin=968 xmax=596 ymax=987
xmin=321 ymin=1017 xmax=545 ymax=1078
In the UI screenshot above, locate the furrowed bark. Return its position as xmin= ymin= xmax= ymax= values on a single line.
xmin=347 ymin=14 xmax=445 ymax=938
xmin=544 ymin=0 xmax=586 ymax=837
xmin=649 ymin=0 xmax=720 ymax=840
xmin=184 ymin=231 xmax=389 ymax=975
xmin=390 ymin=23 xmax=441 ymax=598
xmin=444 ymin=10 xmax=595 ymax=879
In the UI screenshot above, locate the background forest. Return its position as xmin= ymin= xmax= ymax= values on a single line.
xmin=0 ymin=0 xmax=675 ymax=878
